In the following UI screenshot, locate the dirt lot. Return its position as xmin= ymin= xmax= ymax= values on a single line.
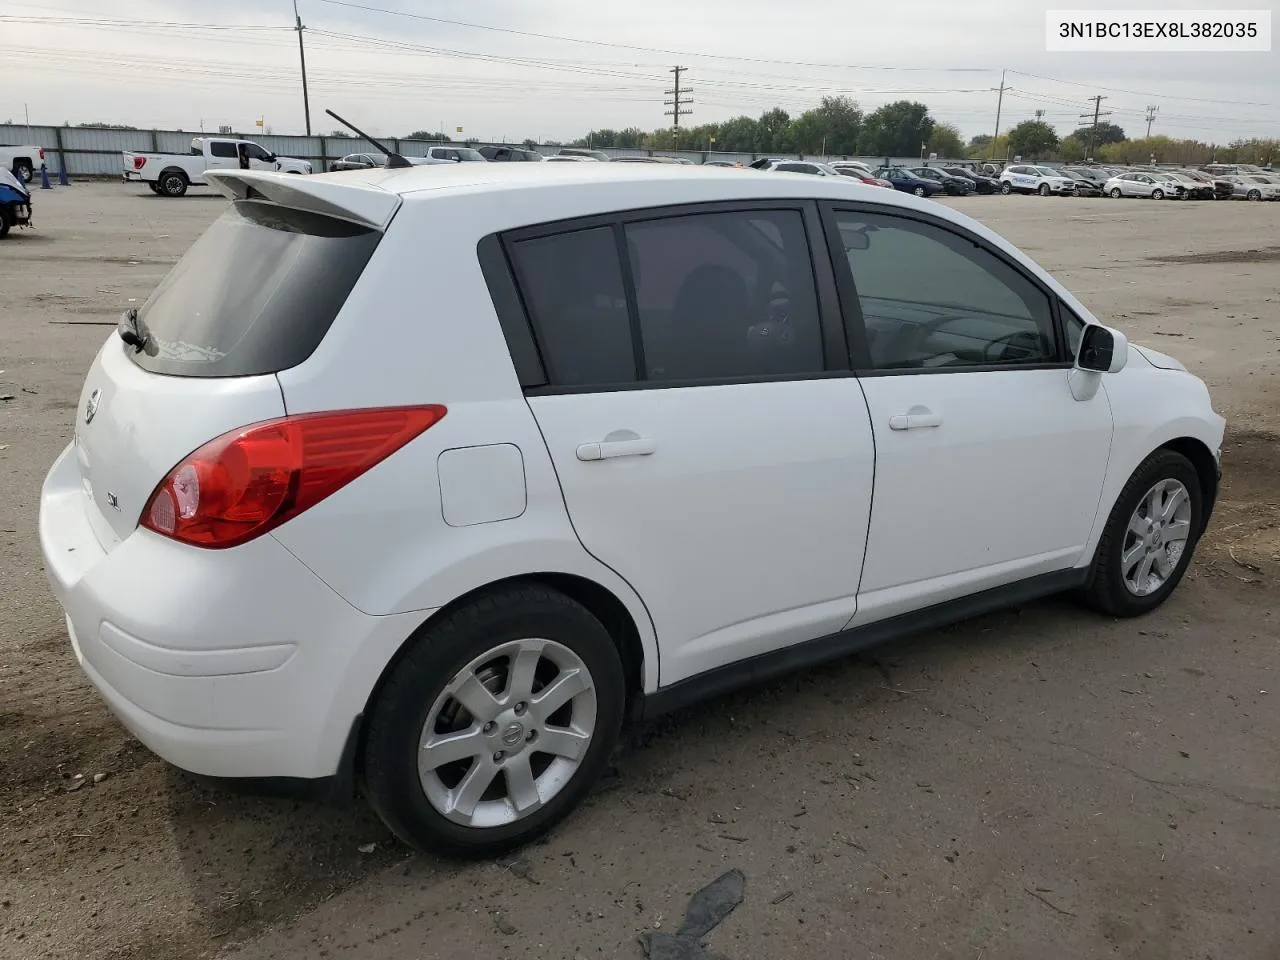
xmin=1 ymin=183 xmax=1277 ymax=960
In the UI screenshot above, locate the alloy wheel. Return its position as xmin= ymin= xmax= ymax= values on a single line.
xmin=1121 ymin=478 xmax=1193 ymax=597
xmin=417 ymin=638 xmax=597 ymax=828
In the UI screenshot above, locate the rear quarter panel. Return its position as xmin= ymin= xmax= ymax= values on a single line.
xmin=270 ymin=190 xmax=661 ymax=691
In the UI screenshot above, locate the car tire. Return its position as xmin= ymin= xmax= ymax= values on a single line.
xmin=1110 ymin=188 xmax=1122 ymax=199
xmin=0 ymin=207 xmax=11 ymax=239
xmin=1037 ymin=183 xmax=1050 ymax=196
xmin=158 ymin=170 xmax=188 ymax=197
xmin=913 ymin=186 xmax=926 ymax=197
xmin=1081 ymin=449 xmax=1204 ymax=618
xmin=1000 ymin=181 xmax=1012 ymax=195
xmin=363 ymin=584 xmax=627 ymax=858
xmin=14 ymin=161 xmax=34 ymax=183
xmin=1247 ymin=189 xmax=1262 ymax=202
xmin=1152 ymin=189 xmax=1164 ymax=200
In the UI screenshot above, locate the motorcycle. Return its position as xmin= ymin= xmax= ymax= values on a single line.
xmin=0 ymin=166 xmax=33 ymax=239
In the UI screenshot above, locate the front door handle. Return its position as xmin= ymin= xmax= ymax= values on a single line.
xmin=576 ymin=430 xmax=656 ymax=461
xmin=888 ymin=407 xmax=942 ymax=431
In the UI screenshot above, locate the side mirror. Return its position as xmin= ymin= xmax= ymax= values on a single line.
xmin=1075 ymin=323 xmax=1128 ymax=374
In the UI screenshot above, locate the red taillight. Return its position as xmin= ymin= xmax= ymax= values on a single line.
xmin=132 ymin=156 xmax=146 ymax=170
xmin=39 ymin=148 xmax=46 ymax=161
xmin=140 ymin=406 xmax=447 ymax=548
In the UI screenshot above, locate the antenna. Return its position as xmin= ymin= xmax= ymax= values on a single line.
xmin=324 ymin=108 xmax=412 ymax=168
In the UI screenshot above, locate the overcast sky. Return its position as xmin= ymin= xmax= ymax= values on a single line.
xmin=2 ymin=0 xmax=1276 ymax=143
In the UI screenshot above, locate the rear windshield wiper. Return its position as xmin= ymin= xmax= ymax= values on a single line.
xmin=118 ymin=307 xmax=153 ymax=354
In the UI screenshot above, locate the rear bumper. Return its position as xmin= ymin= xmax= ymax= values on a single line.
xmin=122 ymin=172 xmax=142 ymax=182
xmin=39 ymin=441 xmax=428 ymax=781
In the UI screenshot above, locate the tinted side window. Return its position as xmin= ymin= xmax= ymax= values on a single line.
xmin=1061 ymin=304 xmax=1086 ymax=357
xmin=509 ymin=227 xmax=636 ymax=387
xmin=209 ymin=141 xmax=237 ymax=158
xmin=624 ymin=210 xmax=824 ymax=381
xmin=246 ymin=144 xmax=272 ymax=161
xmin=834 ymin=210 xmax=1055 ymax=369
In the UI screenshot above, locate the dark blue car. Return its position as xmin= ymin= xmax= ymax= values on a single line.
xmin=874 ymin=167 xmax=942 ymax=197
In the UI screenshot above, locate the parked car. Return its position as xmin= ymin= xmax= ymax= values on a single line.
xmin=0 ymin=166 xmax=33 ymax=237
xmin=544 ymin=155 xmax=597 ymax=162
xmin=767 ymin=160 xmax=848 ymax=178
xmin=1058 ymin=167 xmax=1107 ymax=197
xmin=1156 ymin=172 xmax=1214 ymax=200
xmin=999 ymin=165 xmax=1076 ymax=196
xmin=940 ymin=166 xmax=1000 ymax=194
xmin=1202 ymin=163 xmax=1266 ymax=177
xmin=478 ymin=146 xmax=544 ymax=162
xmin=703 ymin=160 xmax=745 ymax=168
xmin=0 ymin=143 xmax=46 ymax=183
xmin=1224 ymin=175 xmax=1280 ymax=201
xmin=329 ymin=153 xmax=382 ymax=172
xmin=874 ymin=167 xmax=943 ymax=197
xmin=1104 ymin=171 xmax=1174 ymax=200
xmin=557 ymin=148 xmax=612 ymax=162
xmin=1171 ymin=169 xmax=1234 ymax=200
xmin=831 ymin=165 xmax=895 ymax=189
xmin=421 ymin=145 xmax=487 ymax=163
xmin=906 ymin=166 xmax=972 ymax=196
xmin=39 ymin=162 xmax=1225 ymax=857
xmin=123 ymin=137 xmax=312 ymax=197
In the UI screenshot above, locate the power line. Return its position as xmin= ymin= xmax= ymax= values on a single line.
xmin=313 ymin=0 xmax=991 ymax=72
xmin=1007 ymin=69 xmax=1271 ymax=107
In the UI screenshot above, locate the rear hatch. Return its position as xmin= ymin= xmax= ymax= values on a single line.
xmin=73 ymin=182 xmax=393 ymax=547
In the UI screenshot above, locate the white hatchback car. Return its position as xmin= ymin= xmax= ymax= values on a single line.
xmin=40 ymin=163 xmax=1224 ymax=856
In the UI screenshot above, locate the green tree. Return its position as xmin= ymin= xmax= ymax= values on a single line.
xmin=1056 ymin=134 xmax=1087 ymax=161
xmin=616 ymin=127 xmax=646 ymax=149
xmin=717 ymin=115 xmax=759 ymax=152
xmin=858 ymin=100 xmax=934 ymax=157
xmin=926 ymin=122 xmax=964 ymax=158
xmin=790 ymin=96 xmax=862 ymax=155
xmin=1070 ymin=121 xmax=1126 ymax=147
xmin=1006 ymin=120 xmax=1059 ymax=159
xmin=755 ymin=108 xmax=793 ymax=152
xmin=405 ymin=129 xmax=446 ymax=141
xmin=967 ymin=133 xmax=992 ymax=154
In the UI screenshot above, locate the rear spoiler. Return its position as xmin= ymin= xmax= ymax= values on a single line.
xmin=205 ymin=170 xmax=402 ymax=231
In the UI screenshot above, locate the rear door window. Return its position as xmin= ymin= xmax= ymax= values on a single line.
xmin=208 ymin=141 xmax=237 ymax=158
xmin=129 ymin=200 xmax=381 ymax=378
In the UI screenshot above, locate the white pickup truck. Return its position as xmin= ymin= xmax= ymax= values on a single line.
xmin=123 ymin=137 xmax=312 ymax=196
xmin=0 ymin=144 xmax=46 ymax=183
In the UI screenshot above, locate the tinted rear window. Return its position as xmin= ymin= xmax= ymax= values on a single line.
xmin=130 ymin=200 xmax=380 ymax=377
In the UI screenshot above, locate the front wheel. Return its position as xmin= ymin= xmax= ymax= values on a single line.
xmin=1000 ymin=181 xmax=1013 ymax=195
xmin=1038 ymin=183 xmax=1050 ymax=197
xmin=1247 ymin=189 xmax=1262 ymax=202
xmin=1081 ymin=449 xmax=1203 ymax=617
xmin=913 ymin=186 xmax=926 ymax=197
xmin=363 ymin=585 xmax=626 ymax=857
xmin=1110 ymin=187 xmax=1122 ymax=199
xmin=0 ymin=208 xmax=11 ymax=239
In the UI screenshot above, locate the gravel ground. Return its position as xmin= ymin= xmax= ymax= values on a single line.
xmin=1 ymin=182 xmax=1277 ymax=960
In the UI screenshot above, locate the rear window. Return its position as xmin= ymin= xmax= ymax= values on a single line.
xmin=129 ymin=200 xmax=380 ymax=377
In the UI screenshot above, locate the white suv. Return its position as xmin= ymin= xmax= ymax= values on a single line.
xmin=999 ymin=164 xmax=1077 ymax=196
xmin=40 ymin=163 xmax=1224 ymax=856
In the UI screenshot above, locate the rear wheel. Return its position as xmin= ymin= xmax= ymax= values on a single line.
xmin=13 ymin=161 xmax=33 ymax=183
xmin=1152 ymin=189 xmax=1165 ymax=200
xmin=158 ymin=170 xmax=188 ymax=197
xmin=1247 ymin=189 xmax=1262 ymax=202
xmin=363 ymin=585 xmax=626 ymax=857
xmin=1081 ymin=449 xmax=1203 ymax=617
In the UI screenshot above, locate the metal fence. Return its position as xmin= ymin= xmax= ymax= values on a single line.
xmin=2 ymin=122 xmax=987 ymax=176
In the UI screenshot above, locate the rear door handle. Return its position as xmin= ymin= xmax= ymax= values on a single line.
xmin=576 ymin=431 xmax=656 ymax=461
xmin=888 ymin=407 xmax=942 ymax=431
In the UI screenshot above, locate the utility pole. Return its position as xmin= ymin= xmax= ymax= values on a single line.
xmin=293 ymin=0 xmax=312 ymax=136
xmin=989 ymin=69 xmax=1007 ymax=161
xmin=1145 ymin=104 xmax=1159 ymax=138
xmin=664 ymin=66 xmax=692 ymax=147
xmin=1034 ymin=109 xmax=1045 ymax=121
xmin=1080 ymin=95 xmax=1110 ymax=159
